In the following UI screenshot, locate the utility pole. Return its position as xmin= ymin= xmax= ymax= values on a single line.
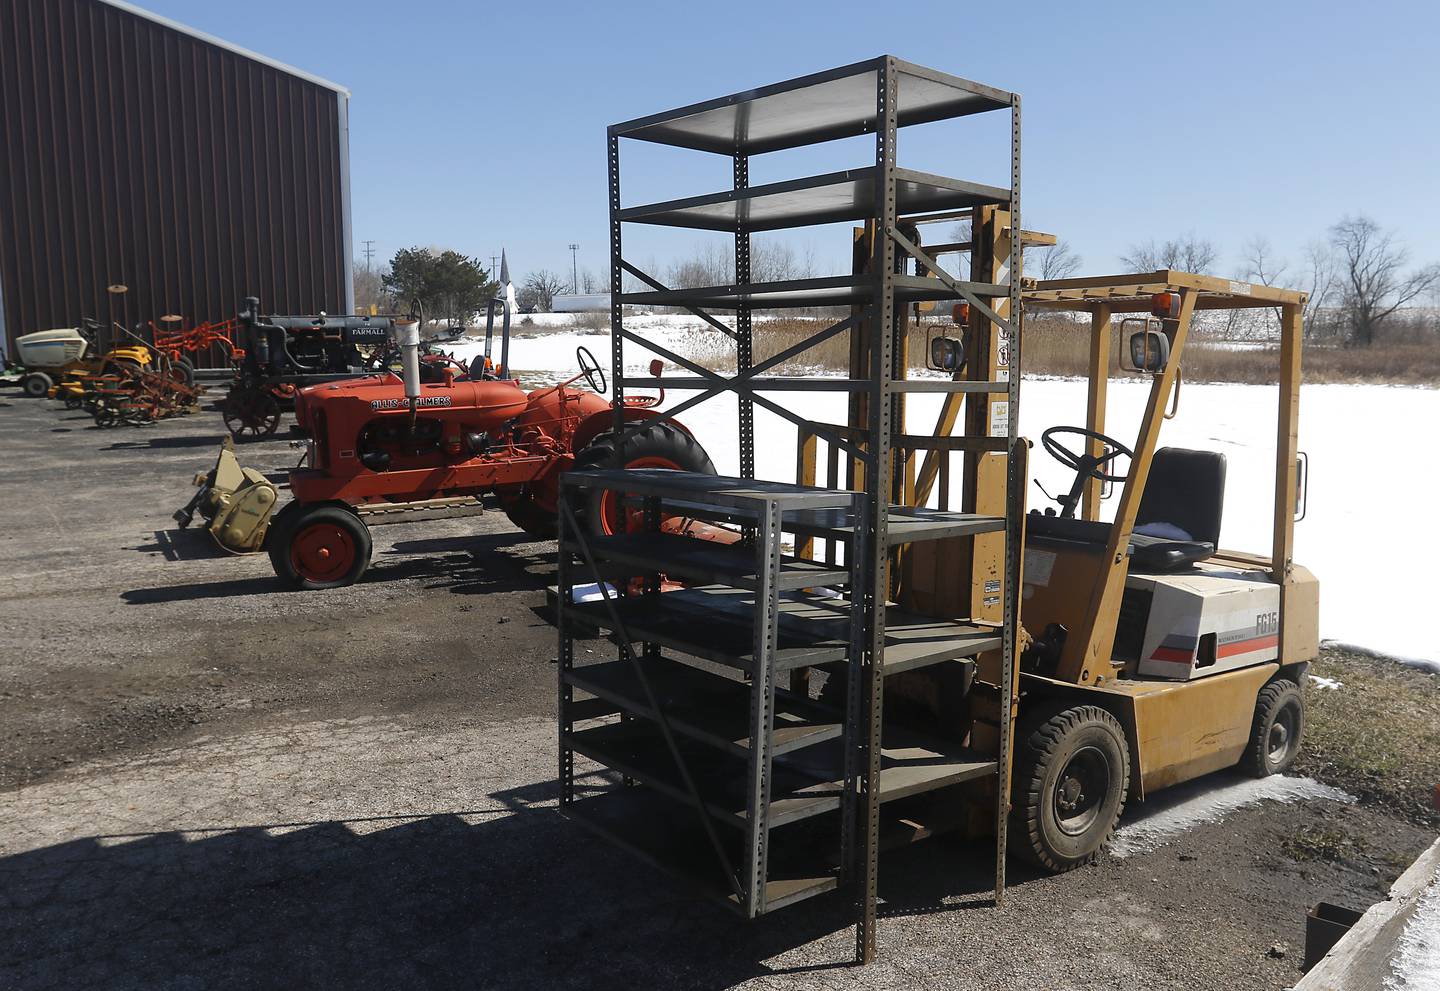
xmin=568 ymin=243 xmax=579 ymax=294
xmin=491 ymin=254 xmax=498 ymax=277
xmin=361 ymin=240 xmax=376 ymax=270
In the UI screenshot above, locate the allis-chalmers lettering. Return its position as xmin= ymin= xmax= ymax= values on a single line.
xmin=370 ymin=396 xmax=453 ymax=410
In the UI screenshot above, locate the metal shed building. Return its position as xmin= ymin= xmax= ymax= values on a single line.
xmin=0 ymin=0 xmax=353 ymax=365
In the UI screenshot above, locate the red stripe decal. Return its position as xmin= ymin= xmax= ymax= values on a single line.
xmin=1150 ymin=647 xmax=1193 ymax=662
xmin=1217 ymin=634 xmax=1278 ymax=658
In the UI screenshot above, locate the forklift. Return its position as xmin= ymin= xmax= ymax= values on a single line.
xmin=898 ymin=253 xmax=1317 ymax=870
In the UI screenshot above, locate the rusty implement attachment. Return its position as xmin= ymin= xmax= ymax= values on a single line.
xmin=175 ymin=437 xmax=279 ymax=553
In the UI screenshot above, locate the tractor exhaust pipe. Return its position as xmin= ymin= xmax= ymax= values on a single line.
xmin=394 ymin=317 xmax=422 ymax=430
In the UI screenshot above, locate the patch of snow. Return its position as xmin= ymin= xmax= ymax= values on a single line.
xmin=1387 ymin=869 xmax=1440 ymax=990
xmin=1323 ymin=640 xmax=1440 ymax=676
xmin=1109 ymin=774 xmax=1353 ymax=858
xmin=433 ymin=317 xmax=1440 ymax=666
xmin=1308 ymin=675 xmax=1344 ymax=691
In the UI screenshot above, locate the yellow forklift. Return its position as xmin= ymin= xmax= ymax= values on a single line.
xmin=894 ymin=245 xmax=1317 ymax=870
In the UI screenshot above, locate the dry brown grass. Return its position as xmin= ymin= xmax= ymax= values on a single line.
xmin=1297 ymin=648 xmax=1440 ymax=827
xmin=684 ymin=316 xmax=1440 ymax=386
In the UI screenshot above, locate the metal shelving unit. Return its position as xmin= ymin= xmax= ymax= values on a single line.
xmin=557 ymin=471 xmax=868 ymax=918
xmin=569 ymin=56 xmax=1025 ymax=964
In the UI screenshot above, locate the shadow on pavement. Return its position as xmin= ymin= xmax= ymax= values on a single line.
xmin=138 ymin=528 xmax=231 ymax=562
xmin=0 ymin=778 xmax=919 ymax=990
xmin=104 ymin=434 xmax=228 ymax=451
xmin=119 ymin=531 xmax=558 ymax=605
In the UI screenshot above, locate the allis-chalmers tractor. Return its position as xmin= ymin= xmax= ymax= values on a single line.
xmin=260 ymin=315 xmax=714 ymax=589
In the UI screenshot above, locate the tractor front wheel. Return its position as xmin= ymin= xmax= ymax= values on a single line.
xmin=268 ymin=503 xmax=372 ymax=590
xmin=571 ymin=421 xmax=716 ymax=535
xmin=1011 ymin=705 xmax=1130 ymax=872
xmin=497 ymin=485 xmax=559 ymax=539
xmin=223 ymin=387 xmax=281 ymax=440
xmin=21 ymin=372 xmax=53 ymax=398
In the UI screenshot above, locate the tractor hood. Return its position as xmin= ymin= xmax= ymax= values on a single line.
xmin=294 ymin=373 xmax=530 ymax=434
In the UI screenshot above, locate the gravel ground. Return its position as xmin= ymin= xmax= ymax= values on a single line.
xmin=0 ymin=390 xmax=1433 ymax=990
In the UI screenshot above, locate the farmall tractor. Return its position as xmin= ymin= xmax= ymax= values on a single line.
xmin=263 ymin=315 xmax=714 ymax=589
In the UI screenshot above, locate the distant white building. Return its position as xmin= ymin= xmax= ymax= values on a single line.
xmin=551 ymin=293 xmax=611 ymax=313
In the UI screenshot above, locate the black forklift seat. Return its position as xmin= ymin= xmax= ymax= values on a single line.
xmin=1028 ymin=447 xmax=1226 ymax=573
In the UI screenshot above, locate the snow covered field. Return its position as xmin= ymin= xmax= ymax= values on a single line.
xmin=450 ymin=319 xmax=1440 ymax=665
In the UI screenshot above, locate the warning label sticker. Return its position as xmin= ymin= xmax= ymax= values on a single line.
xmin=1024 ymin=548 xmax=1057 ymax=587
xmin=989 ymin=400 xmax=1009 ymax=437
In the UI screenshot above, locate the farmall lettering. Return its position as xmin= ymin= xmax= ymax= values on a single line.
xmin=370 ymin=396 xmax=453 ymax=411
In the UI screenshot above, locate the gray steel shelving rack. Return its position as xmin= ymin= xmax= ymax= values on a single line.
xmin=556 ymin=471 xmax=869 ymax=916
xmin=564 ymin=56 xmax=1025 ymax=963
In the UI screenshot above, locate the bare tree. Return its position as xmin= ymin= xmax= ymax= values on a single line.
xmin=1121 ymin=233 xmax=1219 ymax=273
xmin=516 ymin=269 xmax=570 ymax=313
xmin=1329 ymin=215 xmax=1440 ymax=346
xmin=1030 ymin=240 xmax=1082 ymax=280
xmin=352 ymin=265 xmax=389 ymax=314
xmin=579 ymin=267 xmax=604 ymax=293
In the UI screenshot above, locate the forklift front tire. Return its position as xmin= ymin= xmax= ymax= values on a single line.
xmin=1012 ymin=705 xmax=1130 ymax=872
xmin=1243 ymin=679 xmax=1304 ymax=778
xmin=269 ymin=503 xmax=372 ymax=590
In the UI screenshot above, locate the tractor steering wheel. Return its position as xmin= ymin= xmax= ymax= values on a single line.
xmin=1041 ymin=426 xmax=1134 ymax=484
xmin=576 ymin=346 xmax=606 ymax=395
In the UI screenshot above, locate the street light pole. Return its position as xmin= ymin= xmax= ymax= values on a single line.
xmin=568 ymin=243 xmax=579 ymax=294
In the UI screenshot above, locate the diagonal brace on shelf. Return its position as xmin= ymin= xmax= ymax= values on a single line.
xmin=559 ymin=498 xmax=746 ymax=902
xmin=886 ymin=225 xmax=1017 ymax=339
xmin=620 ymin=261 xmax=738 ymax=340
xmin=616 ymin=314 xmax=874 ymax=465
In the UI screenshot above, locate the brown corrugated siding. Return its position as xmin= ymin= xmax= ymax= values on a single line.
xmin=0 ymin=0 xmax=347 ymax=367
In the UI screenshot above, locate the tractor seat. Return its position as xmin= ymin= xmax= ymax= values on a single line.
xmin=1027 ymin=447 xmax=1227 ymax=574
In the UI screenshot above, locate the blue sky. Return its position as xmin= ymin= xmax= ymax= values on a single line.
xmin=143 ymin=0 xmax=1440 ymax=288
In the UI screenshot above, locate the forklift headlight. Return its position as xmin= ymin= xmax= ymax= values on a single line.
xmin=930 ymin=336 xmax=964 ymax=373
xmin=1129 ymin=330 xmax=1170 ymax=373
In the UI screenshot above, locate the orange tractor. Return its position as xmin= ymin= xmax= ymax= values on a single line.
xmin=262 ymin=313 xmax=715 ymax=589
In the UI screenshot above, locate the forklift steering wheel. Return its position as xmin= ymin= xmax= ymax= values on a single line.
xmin=576 ymin=346 xmax=607 ymax=395
xmin=1041 ymin=426 xmax=1134 ymax=484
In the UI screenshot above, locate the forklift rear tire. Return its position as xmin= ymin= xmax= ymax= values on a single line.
xmin=1243 ymin=679 xmax=1304 ymax=777
xmin=1012 ymin=705 xmax=1130 ymax=872
xmin=268 ymin=503 xmax=372 ymax=590
xmin=22 ymin=372 xmax=52 ymax=398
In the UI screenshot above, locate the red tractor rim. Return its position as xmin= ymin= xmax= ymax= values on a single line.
xmin=599 ymin=455 xmax=681 ymax=534
xmin=290 ymin=522 xmax=356 ymax=583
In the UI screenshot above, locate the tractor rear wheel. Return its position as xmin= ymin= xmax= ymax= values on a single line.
xmin=1011 ymin=704 xmax=1130 ymax=872
xmin=268 ymin=503 xmax=372 ymax=590
xmin=168 ymin=357 xmax=196 ymax=388
xmin=571 ymin=421 xmax=716 ymax=535
xmin=1243 ymin=679 xmax=1304 ymax=777
xmin=21 ymin=372 xmax=52 ymax=398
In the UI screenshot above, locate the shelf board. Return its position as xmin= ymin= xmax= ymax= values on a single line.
xmin=568 ymin=715 xmax=996 ymax=830
xmin=618 ymin=168 xmax=1010 ymax=233
xmin=565 ymin=719 xmax=840 ymax=827
xmin=788 ymin=505 xmax=1007 ymax=544
xmin=610 ymin=56 xmax=1013 ymax=156
xmin=562 ymin=468 xmax=856 ymax=513
xmin=638 ymin=500 xmax=1004 ymax=546
xmin=619 ymin=274 xmax=1010 ymax=311
xmin=562 ymin=788 xmax=840 ymax=915
xmin=566 ymin=586 xmax=851 ymax=673
xmin=562 ymin=532 xmax=850 ymax=591
xmin=565 ymin=657 xmax=844 ymax=757
xmin=569 ymin=585 xmax=1000 ymax=676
